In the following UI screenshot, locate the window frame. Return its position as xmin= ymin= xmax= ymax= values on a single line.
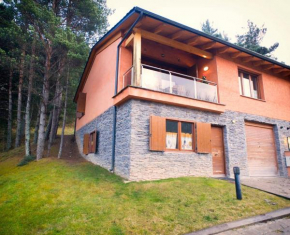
xmin=88 ymin=130 xmax=97 ymax=154
xmin=165 ymin=119 xmax=195 ymax=152
xmin=238 ymin=69 xmax=262 ymax=100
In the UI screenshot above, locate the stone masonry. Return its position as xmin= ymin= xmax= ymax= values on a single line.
xmin=76 ymin=99 xmax=290 ymax=181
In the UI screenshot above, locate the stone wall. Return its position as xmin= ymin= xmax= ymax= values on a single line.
xmin=75 ymin=103 xmax=132 ymax=179
xmin=75 ymin=107 xmax=114 ymax=171
xmin=75 ymin=99 xmax=290 ymax=181
xmin=127 ymin=100 xmax=290 ymax=181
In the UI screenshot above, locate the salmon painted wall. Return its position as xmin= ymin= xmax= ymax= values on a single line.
xmin=118 ymin=46 xmax=133 ymax=91
xmin=76 ymin=38 xmax=121 ymax=130
xmin=216 ymin=56 xmax=290 ymax=121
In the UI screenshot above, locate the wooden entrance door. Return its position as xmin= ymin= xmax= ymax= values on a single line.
xmin=211 ymin=126 xmax=226 ymax=175
xmin=245 ymin=122 xmax=278 ymax=176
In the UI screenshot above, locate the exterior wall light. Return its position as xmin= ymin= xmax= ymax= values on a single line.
xmin=203 ymin=66 xmax=209 ymax=71
xmin=287 ymin=137 xmax=290 ymax=150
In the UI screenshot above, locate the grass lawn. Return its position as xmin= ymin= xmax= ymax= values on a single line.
xmin=0 ymin=147 xmax=289 ymax=235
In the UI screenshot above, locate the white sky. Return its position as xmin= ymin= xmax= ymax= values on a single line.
xmin=107 ymin=0 xmax=290 ymax=65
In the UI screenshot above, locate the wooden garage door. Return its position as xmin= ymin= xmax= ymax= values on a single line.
xmin=211 ymin=126 xmax=226 ymax=175
xmin=245 ymin=122 xmax=278 ymax=176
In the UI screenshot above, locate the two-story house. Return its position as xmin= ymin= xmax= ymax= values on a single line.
xmin=74 ymin=7 xmax=290 ymax=181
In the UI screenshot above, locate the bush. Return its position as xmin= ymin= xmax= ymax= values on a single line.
xmin=17 ymin=155 xmax=36 ymax=167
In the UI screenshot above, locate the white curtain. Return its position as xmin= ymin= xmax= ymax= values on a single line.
xmin=166 ymin=132 xmax=177 ymax=149
xmin=181 ymin=133 xmax=192 ymax=150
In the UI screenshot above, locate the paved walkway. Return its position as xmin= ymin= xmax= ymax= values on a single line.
xmin=216 ymin=217 xmax=290 ymax=235
xmin=186 ymin=207 xmax=290 ymax=235
xmin=241 ymin=177 xmax=290 ymax=199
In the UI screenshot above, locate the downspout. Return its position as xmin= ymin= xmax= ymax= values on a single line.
xmin=110 ymin=11 xmax=144 ymax=172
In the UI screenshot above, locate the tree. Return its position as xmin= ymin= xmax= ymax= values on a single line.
xmin=201 ymin=19 xmax=229 ymax=41
xmin=25 ymin=32 xmax=36 ymax=156
xmin=0 ymin=0 xmax=111 ymax=159
xmin=236 ymin=20 xmax=279 ymax=58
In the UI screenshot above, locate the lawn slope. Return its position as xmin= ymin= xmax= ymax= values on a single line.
xmin=0 ymin=146 xmax=289 ymax=235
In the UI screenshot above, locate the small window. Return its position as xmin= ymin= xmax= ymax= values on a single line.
xmin=89 ymin=131 xmax=97 ymax=153
xmin=238 ymin=70 xmax=261 ymax=99
xmin=149 ymin=115 xmax=212 ymax=153
xmin=181 ymin=122 xmax=193 ymax=150
xmin=77 ymin=93 xmax=86 ymax=118
xmin=166 ymin=120 xmax=179 ymax=150
xmin=165 ymin=120 xmax=193 ymax=151
xmin=83 ymin=131 xmax=97 ymax=154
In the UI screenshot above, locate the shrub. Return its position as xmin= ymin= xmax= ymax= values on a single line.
xmin=17 ymin=155 xmax=36 ymax=167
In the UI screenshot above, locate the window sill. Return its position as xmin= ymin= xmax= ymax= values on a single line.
xmin=240 ymin=95 xmax=265 ymax=102
xmin=165 ymin=149 xmax=194 ymax=153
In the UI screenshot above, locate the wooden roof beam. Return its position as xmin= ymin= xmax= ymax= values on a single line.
xmin=134 ymin=28 xmax=213 ymax=59
xmin=200 ymin=42 xmax=216 ymax=50
xmin=153 ymin=23 xmax=166 ymax=34
xmin=242 ymin=56 xmax=254 ymax=63
xmin=124 ymin=33 xmax=134 ymax=47
xmin=216 ymin=46 xmax=230 ymax=54
xmin=170 ymin=30 xmax=184 ymax=40
xmin=186 ymin=36 xmax=200 ymax=45
xmin=262 ymin=64 xmax=276 ymax=70
xmin=272 ymin=68 xmax=287 ymax=74
xmin=281 ymin=71 xmax=290 ymax=76
xmin=231 ymin=52 xmax=243 ymax=58
xmin=252 ymin=60 xmax=265 ymax=67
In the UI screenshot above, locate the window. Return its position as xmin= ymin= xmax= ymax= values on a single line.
xmin=150 ymin=116 xmax=211 ymax=153
xmin=77 ymin=93 xmax=86 ymax=118
xmin=83 ymin=131 xmax=97 ymax=155
xmin=238 ymin=70 xmax=260 ymax=99
xmin=165 ymin=120 xmax=193 ymax=151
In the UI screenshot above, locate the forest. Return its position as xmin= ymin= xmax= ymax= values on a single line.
xmin=0 ymin=0 xmax=112 ymax=160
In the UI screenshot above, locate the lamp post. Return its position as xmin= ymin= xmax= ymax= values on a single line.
xmin=233 ymin=167 xmax=242 ymax=200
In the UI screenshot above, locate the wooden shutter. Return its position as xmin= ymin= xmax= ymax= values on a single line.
xmin=196 ymin=122 xmax=212 ymax=153
xmin=83 ymin=133 xmax=89 ymax=155
xmin=92 ymin=131 xmax=97 ymax=153
xmin=150 ymin=116 xmax=165 ymax=151
xmin=77 ymin=93 xmax=86 ymax=114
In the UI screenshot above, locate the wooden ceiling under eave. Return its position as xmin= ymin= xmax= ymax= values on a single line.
xmin=133 ymin=16 xmax=290 ymax=80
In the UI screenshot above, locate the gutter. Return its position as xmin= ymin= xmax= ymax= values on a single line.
xmin=110 ymin=11 xmax=144 ymax=172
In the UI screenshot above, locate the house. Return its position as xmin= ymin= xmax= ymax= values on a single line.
xmin=74 ymin=7 xmax=290 ymax=181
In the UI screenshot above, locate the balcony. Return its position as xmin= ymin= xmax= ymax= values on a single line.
xmin=123 ymin=64 xmax=218 ymax=103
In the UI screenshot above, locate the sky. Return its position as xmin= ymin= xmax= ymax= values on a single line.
xmin=106 ymin=0 xmax=290 ymax=65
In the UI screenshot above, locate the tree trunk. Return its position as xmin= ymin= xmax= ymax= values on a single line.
xmin=36 ymin=41 xmax=52 ymax=160
xmin=6 ymin=64 xmax=13 ymax=150
xmin=33 ymin=107 xmax=41 ymax=145
xmin=25 ymin=35 xmax=36 ymax=156
xmin=58 ymin=67 xmax=69 ymax=159
xmin=15 ymin=45 xmax=26 ymax=147
xmin=47 ymin=58 xmax=65 ymax=156
xmin=45 ymin=110 xmax=53 ymax=141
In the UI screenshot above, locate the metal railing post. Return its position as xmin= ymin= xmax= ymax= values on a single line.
xmin=131 ymin=66 xmax=134 ymax=86
xmin=169 ymin=72 xmax=172 ymax=93
xmin=194 ymin=78 xmax=197 ymax=99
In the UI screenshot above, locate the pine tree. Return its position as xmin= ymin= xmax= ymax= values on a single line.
xmin=201 ymin=19 xmax=229 ymax=41
xmin=236 ymin=20 xmax=279 ymax=58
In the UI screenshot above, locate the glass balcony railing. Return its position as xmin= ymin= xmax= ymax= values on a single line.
xmin=123 ymin=64 xmax=218 ymax=103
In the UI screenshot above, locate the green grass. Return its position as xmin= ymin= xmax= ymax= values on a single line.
xmin=0 ymin=150 xmax=289 ymax=235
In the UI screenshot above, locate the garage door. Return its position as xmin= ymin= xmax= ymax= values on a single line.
xmin=245 ymin=122 xmax=278 ymax=176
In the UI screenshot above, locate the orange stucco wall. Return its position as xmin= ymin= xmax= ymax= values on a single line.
xmin=76 ymin=38 xmax=121 ymax=130
xmin=118 ymin=46 xmax=133 ymax=91
xmin=216 ymin=56 xmax=290 ymax=121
